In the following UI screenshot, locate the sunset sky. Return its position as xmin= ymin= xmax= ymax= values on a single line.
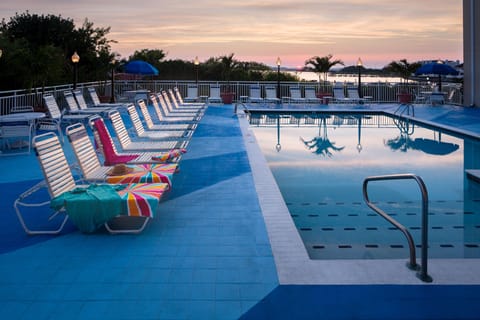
xmin=0 ymin=0 xmax=463 ymax=68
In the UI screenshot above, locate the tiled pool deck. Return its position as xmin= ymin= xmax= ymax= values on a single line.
xmin=0 ymin=102 xmax=480 ymax=319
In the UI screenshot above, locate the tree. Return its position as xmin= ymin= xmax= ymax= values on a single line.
xmin=304 ymin=54 xmax=344 ymax=86
xmin=129 ymin=49 xmax=166 ymax=68
xmin=384 ymin=59 xmax=421 ymax=84
xmin=0 ymin=12 xmax=116 ymax=90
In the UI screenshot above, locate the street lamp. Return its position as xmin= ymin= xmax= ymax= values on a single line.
xmin=110 ymin=57 xmax=116 ymax=103
xmin=0 ymin=49 xmax=3 ymax=59
xmin=276 ymin=115 xmax=282 ymax=152
xmin=357 ymin=57 xmax=363 ymax=98
xmin=71 ymin=51 xmax=80 ymax=90
xmin=194 ymin=56 xmax=199 ymax=85
xmin=276 ymin=57 xmax=281 ymax=100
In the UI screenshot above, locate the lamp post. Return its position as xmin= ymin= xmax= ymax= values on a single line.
xmin=194 ymin=56 xmax=199 ymax=85
xmin=276 ymin=57 xmax=281 ymax=100
xmin=110 ymin=57 xmax=116 ymax=103
xmin=276 ymin=115 xmax=281 ymax=152
xmin=71 ymin=51 xmax=80 ymax=90
xmin=357 ymin=57 xmax=363 ymax=98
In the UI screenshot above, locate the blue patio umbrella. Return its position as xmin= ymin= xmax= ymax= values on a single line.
xmin=124 ymin=60 xmax=159 ymax=76
xmin=414 ymin=62 xmax=459 ymax=91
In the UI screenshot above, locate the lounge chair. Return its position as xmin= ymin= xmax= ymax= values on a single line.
xmin=150 ymin=95 xmax=200 ymax=124
xmin=66 ymin=122 xmax=177 ymax=188
xmin=156 ymin=94 xmax=201 ymax=121
xmin=15 ymin=131 xmax=169 ymax=234
xmin=183 ymin=84 xmax=200 ymax=102
xmin=173 ymin=87 xmax=205 ymax=106
xmin=167 ymin=89 xmax=205 ymax=110
xmin=126 ymin=104 xmax=193 ymax=140
xmin=72 ymin=90 xmax=115 ymax=113
xmin=264 ymin=86 xmax=280 ymax=104
xmin=90 ymin=116 xmax=186 ymax=166
xmin=138 ymin=99 xmax=196 ymax=131
xmin=304 ymin=87 xmax=322 ymax=103
xmin=207 ymin=85 xmax=223 ymax=104
xmin=108 ymin=110 xmax=189 ymax=152
xmin=87 ymin=87 xmax=129 ymax=109
xmin=248 ymin=85 xmax=264 ymax=104
xmin=41 ymin=94 xmax=90 ymax=141
xmin=288 ymin=87 xmax=306 ymax=104
xmin=64 ymin=91 xmax=111 ymax=115
xmin=332 ymin=86 xmax=352 ymax=104
xmin=161 ymin=91 xmax=202 ymax=116
xmin=346 ymin=87 xmax=372 ymax=105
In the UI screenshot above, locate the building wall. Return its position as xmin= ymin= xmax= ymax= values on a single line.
xmin=463 ymin=0 xmax=480 ymax=107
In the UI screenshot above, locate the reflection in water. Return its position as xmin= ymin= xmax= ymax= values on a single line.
xmin=386 ymin=129 xmax=459 ymax=156
xmin=300 ymin=117 xmax=345 ymax=157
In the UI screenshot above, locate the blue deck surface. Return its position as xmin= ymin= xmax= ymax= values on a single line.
xmin=0 ymin=102 xmax=480 ymax=319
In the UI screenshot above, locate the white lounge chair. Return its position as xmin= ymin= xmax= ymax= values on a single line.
xmin=208 ymin=85 xmax=223 ymax=104
xmin=264 ymin=86 xmax=280 ymax=104
xmin=248 ymin=85 xmax=264 ymax=103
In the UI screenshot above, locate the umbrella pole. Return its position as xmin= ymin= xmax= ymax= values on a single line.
xmin=438 ymin=75 xmax=442 ymax=91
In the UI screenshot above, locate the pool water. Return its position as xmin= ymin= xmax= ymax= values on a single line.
xmin=250 ymin=113 xmax=480 ymax=259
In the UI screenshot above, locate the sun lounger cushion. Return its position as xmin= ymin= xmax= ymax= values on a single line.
xmin=151 ymin=148 xmax=187 ymax=162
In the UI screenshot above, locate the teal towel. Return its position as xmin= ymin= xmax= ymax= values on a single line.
xmin=51 ymin=184 xmax=126 ymax=233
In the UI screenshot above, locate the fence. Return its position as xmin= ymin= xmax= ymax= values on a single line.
xmin=0 ymin=80 xmax=463 ymax=115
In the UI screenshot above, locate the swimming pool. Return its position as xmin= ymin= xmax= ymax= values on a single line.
xmin=249 ymin=112 xmax=480 ymax=260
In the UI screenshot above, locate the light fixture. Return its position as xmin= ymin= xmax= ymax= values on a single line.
xmin=194 ymin=56 xmax=199 ymax=66
xmin=357 ymin=57 xmax=363 ymax=99
xmin=71 ymin=51 xmax=80 ymax=64
xmin=0 ymin=49 xmax=3 ymax=59
xmin=357 ymin=57 xmax=363 ymax=67
xmin=194 ymin=56 xmax=200 ymax=84
xmin=71 ymin=51 xmax=80 ymax=89
xmin=276 ymin=57 xmax=281 ymax=100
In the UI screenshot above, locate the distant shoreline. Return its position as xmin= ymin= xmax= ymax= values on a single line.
xmin=289 ymin=71 xmax=402 ymax=83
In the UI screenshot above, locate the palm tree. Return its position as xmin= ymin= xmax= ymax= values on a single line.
xmin=304 ymin=54 xmax=344 ymax=89
xmin=384 ymin=59 xmax=421 ymax=84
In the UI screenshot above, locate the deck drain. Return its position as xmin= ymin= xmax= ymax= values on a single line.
xmin=444 ymin=212 xmax=456 ymax=215
xmin=352 ymin=202 xmax=362 ymax=205
xmin=318 ymin=202 xmax=327 ymax=205
xmin=387 ymin=201 xmax=397 ymax=204
xmin=410 ymin=226 xmax=421 ymax=230
xmin=336 ymin=202 xmax=345 ymax=205
xmin=453 ymin=226 xmax=464 ymax=229
xmin=291 ymin=214 xmax=299 ymax=217
xmin=328 ymin=214 xmax=339 ymax=217
xmin=465 ymin=244 xmax=479 ymax=248
xmin=432 ymin=226 xmax=443 ymax=229
xmin=347 ymin=213 xmax=358 ymax=217
xmin=406 ymin=212 xmax=417 ymax=216
xmin=301 ymin=203 xmax=310 ymax=206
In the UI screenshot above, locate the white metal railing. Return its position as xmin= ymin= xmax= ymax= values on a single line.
xmin=0 ymin=80 xmax=463 ymax=115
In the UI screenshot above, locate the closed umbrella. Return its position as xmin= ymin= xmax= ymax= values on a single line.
xmin=414 ymin=62 xmax=459 ymax=91
xmin=124 ymin=60 xmax=159 ymax=76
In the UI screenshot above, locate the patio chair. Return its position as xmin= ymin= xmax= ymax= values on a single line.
xmin=126 ymin=104 xmax=193 ymax=140
xmin=108 ymin=110 xmax=189 ymax=152
xmin=138 ymin=99 xmax=196 ymax=131
xmin=150 ymin=95 xmax=200 ymax=124
xmin=173 ymin=87 xmax=205 ymax=106
xmin=14 ymin=131 xmax=168 ymax=234
xmin=248 ymin=85 xmax=264 ymax=104
xmin=66 ymin=122 xmax=177 ymax=188
xmin=90 ymin=115 xmax=186 ymax=166
xmin=184 ymin=84 xmax=199 ymax=102
xmin=207 ymin=85 xmax=223 ymax=104
xmin=289 ymin=87 xmax=306 ymax=104
xmin=167 ymin=89 xmax=205 ymax=110
xmin=161 ymin=91 xmax=202 ymax=116
xmin=304 ymin=87 xmax=322 ymax=103
xmin=264 ymin=86 xmax=280 ymax=104
xmin=0 ymin=122 xmax=33 ymax=155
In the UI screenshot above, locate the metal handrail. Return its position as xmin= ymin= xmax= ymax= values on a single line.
xmin=362 ymin=173 xmax=432 ymax=282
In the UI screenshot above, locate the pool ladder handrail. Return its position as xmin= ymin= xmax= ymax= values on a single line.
xmin=362 ymin=173 xmax=433 ymax=283
xmin=394 ymin=103 xmax=415 ymax=117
